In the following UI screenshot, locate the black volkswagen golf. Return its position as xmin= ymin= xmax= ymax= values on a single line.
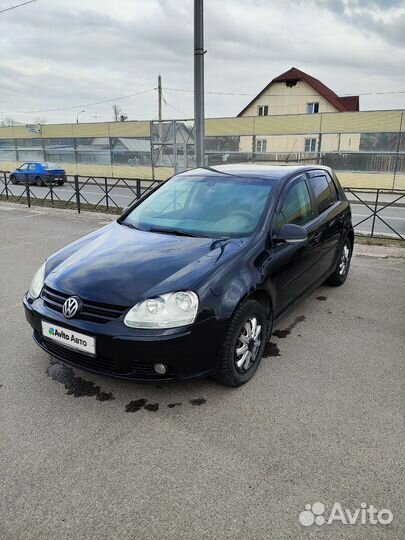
xmin=23 ymin=165 xmax=353 ymax=387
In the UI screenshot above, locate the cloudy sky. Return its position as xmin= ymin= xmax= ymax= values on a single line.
xmin=0 ymin=0 xmax=404 ymax=124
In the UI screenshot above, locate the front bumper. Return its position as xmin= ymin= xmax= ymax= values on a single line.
xmin=23 ymin=295 xmax=227 ymax=382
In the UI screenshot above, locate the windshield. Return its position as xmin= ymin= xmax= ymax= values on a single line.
xmin=123 ymin=175 xmax=274 ymax=238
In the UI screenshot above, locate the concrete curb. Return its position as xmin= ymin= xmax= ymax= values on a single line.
xmin=354 ymin=244 xmax=405 ymax=259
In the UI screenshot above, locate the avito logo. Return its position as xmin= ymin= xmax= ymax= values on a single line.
xmin=49 ymin=328 xmax=55 ymax=336
xmin=299 ymin=502 xmax=393 ymax=527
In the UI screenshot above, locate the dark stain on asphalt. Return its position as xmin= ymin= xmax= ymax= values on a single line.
xmin=125 ymin=398 xmax=147 ymax=412
xmin=316 ymin=295 xmax=328 ymax=301
xmin=190 ymin=398 xmax=207 ymax=406
xmin=96 ymin=391 xmax=115 ymax=401
xmin=273 ymin=329 xmax=290 ymax=338
xmin=167 ymin=402 xmax=182 ymax=408
xmin=144 ymin=402 xmax=159 ymax=412
xmin=272 ymin=315 xmax=306 ymax=339
xmin=47 ymin=361 xmax=115 ymax=400
xmin=264 ymin=342 xmax=280 ymax=357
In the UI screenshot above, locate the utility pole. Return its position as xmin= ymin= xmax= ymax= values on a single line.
xmin=194 ymin=0 xmax=205 ymax=167
xmin=158 ymin=74 xmax=162 ymax=122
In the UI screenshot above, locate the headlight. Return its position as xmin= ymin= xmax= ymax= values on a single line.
xmin=28 ymin=262 xmax=46 ymax=299
xmin=124 ymin=291 xmax=199 ymax=329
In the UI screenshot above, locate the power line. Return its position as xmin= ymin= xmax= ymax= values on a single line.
xmin=1 ymin=88 xmax=157 ymax=114
xmin=0 ymin=0 xmax=38 ymax=14
xmin=161 ymin=91 xmax=190 ymax=118
xmin=164 ymin=87 xmax=405 ymax=97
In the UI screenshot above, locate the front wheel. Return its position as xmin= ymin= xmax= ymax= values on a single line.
xmin=57 ymin=180 xmax=64 ymax=186
xmin=325 ymin=237 xmax=352 ymax=286
xmin=214 ymin=299 xmax=269 ymax=387
xmin=35 ymin=176 xmax=44 ymax=187
xmin=10 ymin=175 xmax=17 ymax=185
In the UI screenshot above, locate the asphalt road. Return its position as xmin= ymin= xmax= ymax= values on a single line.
xmin=4 ymin=181 xmax=152 ymax=209
xmin=351 ymin=203 xmax=405 ymax=237
xmin=4 ymin=182 xmax=405 ymax=238
xmin=0 ymin=204 xmax=404 ymax=540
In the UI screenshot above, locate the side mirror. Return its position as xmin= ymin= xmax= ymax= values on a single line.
xmin=273 ymin=223 xmax=308 ymax=244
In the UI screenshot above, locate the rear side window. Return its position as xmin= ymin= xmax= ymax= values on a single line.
xmin=328 ymin=174 xmax=339 ymax=204
xmin=310 ymin=174 xmax=338 ymax=214
xmin=277 ymin=179 xmax=313 ymax=228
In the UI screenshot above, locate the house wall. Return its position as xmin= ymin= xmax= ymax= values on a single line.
xmin=240 ymin=80 xmax=339 ymax=117
xmin=239 ymin=133 xmax=361 ymax=153
xmin=238 ymin=79 xmax=362 ymax=153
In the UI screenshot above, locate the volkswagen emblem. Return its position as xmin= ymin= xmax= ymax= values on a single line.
xmin=63 ymin=296 xmax=81 ymax=319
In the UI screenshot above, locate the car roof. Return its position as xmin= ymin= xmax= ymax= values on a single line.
xmin=178 ymin=164 xmax=333 ymax=182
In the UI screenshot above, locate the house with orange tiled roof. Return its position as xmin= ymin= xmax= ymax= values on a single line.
xmin=237 ymin=67 xmax=360 ymax=155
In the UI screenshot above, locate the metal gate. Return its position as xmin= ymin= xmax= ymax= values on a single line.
xmin=151 ymin=120 xmax=195 ymax=174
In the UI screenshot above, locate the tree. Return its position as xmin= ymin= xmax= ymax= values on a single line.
xmin=0 ymin=117 xmax=20 ymax=126
xmin=112 ymin=105 xmax=127 ymax=122
xmin=112 ymin=105 xmax=121 ymax=122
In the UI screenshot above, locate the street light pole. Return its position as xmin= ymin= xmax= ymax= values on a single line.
xmin=194 ymin=0 xmax=205 ymax=168
xmin=76 ymin=110 xmax=85 ymax=123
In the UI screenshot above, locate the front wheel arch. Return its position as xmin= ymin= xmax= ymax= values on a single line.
xmin=228 ymin=288 xmax=274 ymax=342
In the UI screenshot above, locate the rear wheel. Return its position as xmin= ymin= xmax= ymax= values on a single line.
xmin=35 ymin=176 xmax=44 ymax=187
xmin=325 ymin=237 xmax=352 ymax=286
xmin=214 ymin=299 xmax=269 ymax=387
xmin=10 ymin=175 xmax=17 ymax=185
xmin=57 ymin=180 xmax=64 ymax=186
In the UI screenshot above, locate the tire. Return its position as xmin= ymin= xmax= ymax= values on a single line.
xmin=10 ymin=175 xmax=17 ymax=185
xmin=57 ymin=180 xmax=64 ymax=186
xmin=325 ymin=237 xmax=352 ymax=286
xmin=35 ymin=176 xmax=44 ymax=187
xmin=214 ymin=299 xmax=269 ymax=387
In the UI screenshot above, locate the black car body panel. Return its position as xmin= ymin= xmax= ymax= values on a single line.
xmin=24 ymin=164 xmax=353 ymax=382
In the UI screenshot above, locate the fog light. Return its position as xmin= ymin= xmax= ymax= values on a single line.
xmin=153 ymin=363 xmax=167 ymax=375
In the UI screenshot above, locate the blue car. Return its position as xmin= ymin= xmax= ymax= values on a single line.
xmin=10 ymin=162 xmax=66 ymax=186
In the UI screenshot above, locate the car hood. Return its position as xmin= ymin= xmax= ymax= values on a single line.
xmin=45 ymin=222 xmax=248 ymax=306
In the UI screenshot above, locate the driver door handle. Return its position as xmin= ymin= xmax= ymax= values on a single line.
xmin=313 ymin=231 xmax=322 ymax=243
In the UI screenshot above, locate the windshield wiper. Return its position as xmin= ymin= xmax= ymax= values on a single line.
xmin=147 ymin=227 xmax=207 ymax=238
xmin=120 ymin=221 xmax=141 ymax=231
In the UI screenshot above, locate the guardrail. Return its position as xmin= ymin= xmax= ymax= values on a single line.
xmin=0 ymin=171 xmax=161 ymax=214
xmin=0 ymin=171 xmax=403 ymax=241
xmin=343 ymin=187 xmax=405 ymax=241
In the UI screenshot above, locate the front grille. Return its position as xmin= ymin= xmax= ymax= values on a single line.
xmin=37 ymin=333 xmax=172 ymax=380
xmin=42 ymin=285 xmax=127 ymax=324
